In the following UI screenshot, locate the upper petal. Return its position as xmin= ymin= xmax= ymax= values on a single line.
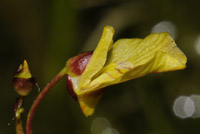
xmin=77 ymin=32 xmax=187 ymax=94
xmin=75 ymin=26 xmax=114 ymax=94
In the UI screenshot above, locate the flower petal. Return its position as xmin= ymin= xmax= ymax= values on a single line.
xmin=67 ymin=26 xmax=187 ymax=116
xmin=77 ymin=90 xmax=103 ymax=116
xmin=14 ymin=60 xmax=32 ymax=79
xmin=75 ymin=26 xmax=114 ymax=94
xmin=78 ymin=32 xmax=187 ymax=94
xmin=108 ymin=32 xmax=187 ymax=82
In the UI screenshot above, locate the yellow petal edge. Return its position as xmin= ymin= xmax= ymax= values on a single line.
xmin=69 ymin=26 xmax=187 ymax=116
xmin=14 ymin=60 xmax=32 ymax=79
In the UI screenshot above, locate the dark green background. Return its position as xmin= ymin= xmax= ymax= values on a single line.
xmin=1 ymin=0 xmax=200 ymax=133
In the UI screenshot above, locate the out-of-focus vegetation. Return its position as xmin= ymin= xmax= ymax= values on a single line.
xmin=1 ymin=0 xmax=200 ymax=133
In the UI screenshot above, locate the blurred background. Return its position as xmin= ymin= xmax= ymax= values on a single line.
xmin=1 ymin=0 xmax=200 ymax=133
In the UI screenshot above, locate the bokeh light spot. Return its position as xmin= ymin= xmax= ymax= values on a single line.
xmin=194 ymin=35 xmax=200 ymax=55
xmin=173 ymin=95 xmax=200 ymax=119
xmin=91 ymin=117 xmax=111 ymax=134
xmin=102 ymin=128 xmax=120 ymax=134
xmin=173 ymin=96 xmax=193 ymax=118
xmin=151 ymin=21 xmax=177 ymax=39
xmin=190 ymin=95 xmax=200 ymax=118
xmin=183 ymin=97 xmax=194 ymax=117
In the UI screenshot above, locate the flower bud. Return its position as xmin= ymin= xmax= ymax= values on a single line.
xmin=12 ymin=60 xmax=36 ymax=96
xmin=66 ymin=52 xmax=93 ymax=99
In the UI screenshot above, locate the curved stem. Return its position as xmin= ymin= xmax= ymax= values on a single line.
xmin=26 ymin=67 xmax=67 ymax=134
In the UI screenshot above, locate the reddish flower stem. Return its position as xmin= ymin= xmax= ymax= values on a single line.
xmin=16 ymin=119 xmax=24 ymax=134
xmin=26 ymin=67 xmax=67 ymax=134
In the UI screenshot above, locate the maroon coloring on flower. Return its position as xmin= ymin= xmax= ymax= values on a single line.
xmin=14 ymin=98 xmax=19 ymax=113
xmin=13 ymin=97 xmax=24 ymax=113
xmin=66 ymin=51 xmax=93 ymax=100
xmin=12 ymin=77 xmax=36 ymax=96
xmin=67 ymin=51 xmax=93 ymax=75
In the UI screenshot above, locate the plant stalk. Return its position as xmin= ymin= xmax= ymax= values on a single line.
xmin=15 ymin=96 xmax=24 ymax=134
xmin=16 ymin=119 xmax=24 ymax=134
xmin=26 ymin=67 xmax=67 ymax=134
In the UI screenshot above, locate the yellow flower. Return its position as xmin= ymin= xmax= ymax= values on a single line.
xmin=66 ymin=26 xmax=187 ymax=116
